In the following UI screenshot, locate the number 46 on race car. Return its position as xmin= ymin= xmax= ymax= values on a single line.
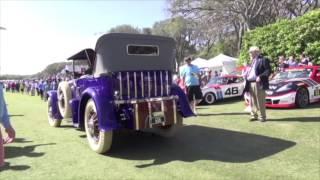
xmin=201 ymin=75 xmax=245 ymax=104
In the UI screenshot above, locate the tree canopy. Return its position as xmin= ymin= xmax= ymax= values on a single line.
xmin=168 ymin=0 xmax=319 ymax=56
xmin=239 ymin=9 xmax=320 ymax=67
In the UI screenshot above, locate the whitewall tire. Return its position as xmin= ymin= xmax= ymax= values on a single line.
xmin=84 ymin=99 xmax=113 ymax=154
xmin=57 ymin=82 xmax=72 ymax=118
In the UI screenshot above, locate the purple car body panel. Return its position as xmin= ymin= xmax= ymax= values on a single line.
xmin=170 ymin=84 xmax=195 ymax=117
xmin=70 ymin=98 xmax=80 ymax=127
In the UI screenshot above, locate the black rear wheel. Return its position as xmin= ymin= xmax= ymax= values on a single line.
xmin=204 ymin=92 xmax=216 ymax=105
xmin=295 ymin=88 xmax=309 ymax=108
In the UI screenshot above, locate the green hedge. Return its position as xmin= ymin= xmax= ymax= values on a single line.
xmin=239 ymin=10 xmax=320 ymax=68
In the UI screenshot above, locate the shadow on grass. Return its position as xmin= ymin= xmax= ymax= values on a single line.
xmin=196 ymin=107 xmax=209 ymax=109
xmin=303 ymin=103 xmax=320 ymax=109
xmin=200 ymin=97 xmax=243 ymax=106
xmin=197 ymin=112 xmax=248 ymax=116
xmin=0 ymin=162 xmax=30 ymax=171
xmin=268 ymin=116 xmax=320 ymax=122
xmin=79 ymin=135 xmax=86 ymax=138
xmin=58 ymin=125 xmax=75 ymax=129
xmin=1 ymin=142 xmax=56 ymax=171
xmin=5 ymin=143 xmax=56 ymax=159
xmin=9 ymin=114 xmax=24 ymax=117
xmin=107 ymin=125 xmax=295 ymax=168
xmin=14 ymin=138 xmax=33 ymax=143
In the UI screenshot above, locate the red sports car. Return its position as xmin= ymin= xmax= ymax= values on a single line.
xmin=265 ymin=66 xmax=320 ymax=108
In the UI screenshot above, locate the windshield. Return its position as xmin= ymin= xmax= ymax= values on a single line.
xmin=273 ymin=69 xmax=312 ymax=80
xmin=208 ymin=77 xmax=226 ymax=85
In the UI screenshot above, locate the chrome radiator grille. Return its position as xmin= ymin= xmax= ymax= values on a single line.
xmin=113 ymin=70 xmax=172 ymax=100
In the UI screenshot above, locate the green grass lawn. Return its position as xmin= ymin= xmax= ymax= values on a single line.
xmin=0 ymin=93 xmax=319 ymax=180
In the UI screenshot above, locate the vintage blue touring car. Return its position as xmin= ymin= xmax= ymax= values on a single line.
xmin=46 ymin=33 xmax=194 ymax=153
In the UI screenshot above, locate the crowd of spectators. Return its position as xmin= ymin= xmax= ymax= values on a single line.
xmin=1 ymin=77 xmax=64 ymax=100
xmin=276 ymin=52 xmax=313 ymax=72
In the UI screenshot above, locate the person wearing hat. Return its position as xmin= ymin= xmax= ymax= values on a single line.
xmin=245 ymin=46 xmax=271 ymax=122
xmin=180 ymin=56 xmax=202 ymax=115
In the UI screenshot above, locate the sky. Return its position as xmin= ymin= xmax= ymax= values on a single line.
xmin=0 ymin=0 xmax=169 ymax=75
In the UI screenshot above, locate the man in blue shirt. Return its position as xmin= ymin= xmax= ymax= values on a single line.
xmin=180 ymin=56 xmax=202 ymax=114
xmin=0 ymin=82 xmax=16 ymax=167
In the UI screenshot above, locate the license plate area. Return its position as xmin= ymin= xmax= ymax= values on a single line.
xmin=149 ymin=114 xmax=165 ymax=125
xmin=148 ymin=101 xmax=166 ymax=127
xmin=133 ymin=98 xmax=176 ymax=130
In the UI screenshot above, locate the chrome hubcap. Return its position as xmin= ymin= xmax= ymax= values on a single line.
xmin=206 ymin=94 xmax=214 ymax=103
xmin=87 ymin=109 xmax=99 ymax=143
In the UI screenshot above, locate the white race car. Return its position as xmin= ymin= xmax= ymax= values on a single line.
xmin=201 ymin=75 xmax=245 ymax=104
xmin=266 ymin=66 xmax=320 ymax=108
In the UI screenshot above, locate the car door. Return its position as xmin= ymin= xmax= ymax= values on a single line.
xmin=311 ymin=68 xmax=320 ymax=101
xmin=313 ymin=68 xmax=320 ymax=83
xmin=221 ymin=77 xmax=240 ymax=98
xmin=233 ymin=77 xmax=245 ymax=97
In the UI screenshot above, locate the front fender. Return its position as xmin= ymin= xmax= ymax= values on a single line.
xmin=79 ymin=87 xmax=117 ymax=131
xmin=170 ymin=84 xmax=195 ymax=117
xmin=47 ymin=90 xmax=63 ymax=120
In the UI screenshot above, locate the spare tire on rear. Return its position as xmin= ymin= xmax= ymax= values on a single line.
xmin=57 ymin=82 xmax=72 ymax=118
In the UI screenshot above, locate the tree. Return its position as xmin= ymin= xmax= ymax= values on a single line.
xmin=109 ymin=24 xmax=141 ymax=34
xmin=198 ymin=38 xmax=238 ymax=59
xmin=168 ymin=0 xmax=319 ymax=55
xmin=142 ymin=27 xmax=152 ymax=35
xmin=239 ymin=10 xmax=320 ymax=68
xmin=281 ymin=0 xmax=319 ymax=17
xmin=152 ymin=17 xmax=197 ymax=66
xmin=108 ymin=25 xmax=154 ymax=35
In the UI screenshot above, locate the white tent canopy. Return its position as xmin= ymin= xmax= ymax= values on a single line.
xmin=207 ymin=54 xmax=238 ymax=67
xmin=207 ymin=54 xmax=238 ymax=74
xmin=191 ymin=57 xmax=208 ymax=68
xmin=178 ymin=54 xmax=238 ymax=75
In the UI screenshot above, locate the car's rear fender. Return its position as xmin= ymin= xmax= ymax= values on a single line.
xmin=47 ymin=90 xmax=63 ymax=120
xmin=70 ymin=98 xmax=80 ymax=127
xmin=170 ymin=84 xmax=195 ymax=117
xmin=78 ymin=87 xmax=118 ymax=131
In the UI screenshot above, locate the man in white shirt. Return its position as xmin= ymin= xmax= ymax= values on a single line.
xmin=246 ymin=46 xmax=271 ymax=122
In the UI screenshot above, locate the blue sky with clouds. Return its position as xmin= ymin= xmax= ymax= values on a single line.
xmin=0 ymin=0 xmax=169 ymax=75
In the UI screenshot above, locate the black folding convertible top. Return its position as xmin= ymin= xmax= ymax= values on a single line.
xmin=67 ymin=33 xmax=176 ymax=76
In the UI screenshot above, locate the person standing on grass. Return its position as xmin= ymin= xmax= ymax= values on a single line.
xmin=0 ymin=82 xmax=16 ymax=167
xmin=180 ymin=56 xmax=202 ymax=115
xmin=242 ymin=62 xmax=253 ymax=113
xmin=246 ymin=46 xmax=271 ymax=122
